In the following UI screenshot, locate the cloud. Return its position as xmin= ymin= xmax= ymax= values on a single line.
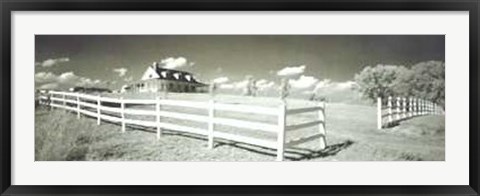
xmin=161 ymin=57 xmax=194 ymax=69
xmin=306 ymin=80 xmax=364 ymax=104
xmin=218 ymin=79 xmax=248 ymax=90
xmin=35 ymin=71 xmax=106 ymax=90
xmin=310 ymin=79 xmax=357 ymax=94
xmin=256 ymin=79 xmax=275 ymax=90
xmin=39 ymin=83 xmax=60 ymax=90
xmin=313 ymin=79 xmax=332 ymax=91
xmin=336 ymin=81 xmax=357 ymax=89
xmin=35 ymin=57 xmax=70 ymax=67
xmin=289 ymin=75 xmax=319 ymax=89
xmin=35 ymin=72 xmax=58 ymax=83
xmin=233 ymin=80 xmax=249 ymax=89
xmin=124 ymin=76 xmax=134 ymax=82
xmin=113 ymin=68 xmax=128 ymax=77
xmin=212 ymin=77 xmax=229 ymax=84
xmin=277 ymin=65 xmax=306 ymax=76
xmin=218 ymin=83 xmax=235 ymax=89
xmin=58 ymin=72 xmax=78 ymax=85
xmin=217 ymin=78 xmax=276 ymax=93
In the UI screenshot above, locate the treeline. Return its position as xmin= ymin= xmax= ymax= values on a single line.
xmin=354 ymin=61 xmax=445 ymax=107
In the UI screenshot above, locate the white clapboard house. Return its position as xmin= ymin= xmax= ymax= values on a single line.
xmin=124 ymin=62 xmax=208 ymax=93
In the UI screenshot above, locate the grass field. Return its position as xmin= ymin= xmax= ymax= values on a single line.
xmin=35 ymin=93 xmax=445 ymax=161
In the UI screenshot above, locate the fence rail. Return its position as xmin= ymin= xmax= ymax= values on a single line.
xmin=377 ymin=96 xmax=444 ymax=129
xmin=38 ymin=91 xmax=327 ymax=161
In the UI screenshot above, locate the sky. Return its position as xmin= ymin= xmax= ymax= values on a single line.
xmin=35 ymin=35 xmax=444 ymax=92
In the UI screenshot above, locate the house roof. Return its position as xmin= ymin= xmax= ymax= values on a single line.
xmin=150 ymin=66 xmax=207 ymax=86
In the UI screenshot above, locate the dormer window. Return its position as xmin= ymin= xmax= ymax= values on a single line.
xmin=185 ymin=75 xmax=192 ymax=81
xmin=173 ymin=72 xmax=181 ymax=79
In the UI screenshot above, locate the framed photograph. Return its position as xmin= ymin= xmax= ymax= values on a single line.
xmin=1 ymin=0 xmax=478 ymax=195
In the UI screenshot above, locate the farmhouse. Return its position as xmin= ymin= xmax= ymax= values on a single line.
xmin=124 ymin=62 xmax=208 ymax=93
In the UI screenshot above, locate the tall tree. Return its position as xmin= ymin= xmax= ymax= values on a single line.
xmin=408 ymin=61 xmax=445 ymax=106
xmin=354 ymin=64 xmax=409 ymax=103
xmin=355 ymin=61 xmax=445 ymax=107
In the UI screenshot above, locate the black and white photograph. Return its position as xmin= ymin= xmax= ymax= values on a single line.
xmin=34 ymin=35 xmax=445 ymax=161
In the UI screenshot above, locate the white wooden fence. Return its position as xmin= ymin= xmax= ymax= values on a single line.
xmin=38 ymin=91 xmax=327 ymax=161
xmin=377 ymin=96 xmax=444 ymax=129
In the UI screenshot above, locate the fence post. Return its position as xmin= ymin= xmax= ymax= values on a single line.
xmin=431 ymin=102 xmax=434 ymax=115
xmin=422 ymin=100 xmax=427 ymax=115
xmin=426 ymin=100 xmax=429 ymax=115
xmin=396 ymin=97 xmax=401 ymax=121
xmin=76 ymin=94 xmax=80 ymax=119
xmin=387 ymin=96 xmax=392 ymax=125
xmin=318 ymin=101 xmax=327 ymax=149
xmin=276 ymin=100 xmax=287 ymax=161
xmin=377 ymin=97 xmax=382 ymax=130
xmin=97 ymin=95 xmax=101 ymax=125
xmin=428 ymin=101 xmax=433 ymax=114
xmin=413 ymin=98 xmax=417 ymax=116
xmin=425 ymin=100 xmax=428 ymax=115
xmin=207 ymin=99 xmax=215 ymax=149
xmin=419 ymin=99 xmax=423 ymax=115
xmin=156 ymin=96 xmax=161 ymax=140
xmin=427 ymin=101 xmax=431 ymax=115
xmin=120 ymin=97 xmax=125 ymax=133
xmin=402 ymin=97 xmax=407 ymax=119
xmin=429 ymin=101 xmax=432 ymax=115
xmin=408 ymin=97 xmax=413 ymax=118
xmin=421 ymin=99 xmax=425 ymax=115
xmin=421 ymin=99 xmax=424 ymax=115
xmin=413 ymin=98 xmax=416 ymax=116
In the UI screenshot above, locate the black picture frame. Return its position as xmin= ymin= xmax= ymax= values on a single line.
xmin=1 ymin=0 xmax=478 ymax=195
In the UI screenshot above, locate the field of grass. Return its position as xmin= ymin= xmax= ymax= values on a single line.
xmin=35 ymin=93 xmax=445 ymax=161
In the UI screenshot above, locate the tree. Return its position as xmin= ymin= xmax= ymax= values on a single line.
xmin=243 ymin=76 xmax=257 ymax=96
xmin=354 ymin=64 xmax=409 ymax=103
xmin=209 ymin=83 xmax=217 ymax=97
xmin=279 ymin=78 xmax=290 ymax=99
xmin=355 ymin=61 xmax=445 ymax=107
xmin=407 ymin=61 xmax=445 ymax=106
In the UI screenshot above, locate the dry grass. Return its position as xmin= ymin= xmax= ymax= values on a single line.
xmin=35 ymin=94 xmax=445 ymax=161
xmin=35 ymin=109 xmax=97 ymax=161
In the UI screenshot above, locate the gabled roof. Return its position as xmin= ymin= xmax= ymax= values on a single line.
xmin=149 ymin=66 xmax=206 ymax=86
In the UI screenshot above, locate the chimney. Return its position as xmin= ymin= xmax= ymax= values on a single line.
xmin=152 ymin=61 xmax=159 ymax=69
